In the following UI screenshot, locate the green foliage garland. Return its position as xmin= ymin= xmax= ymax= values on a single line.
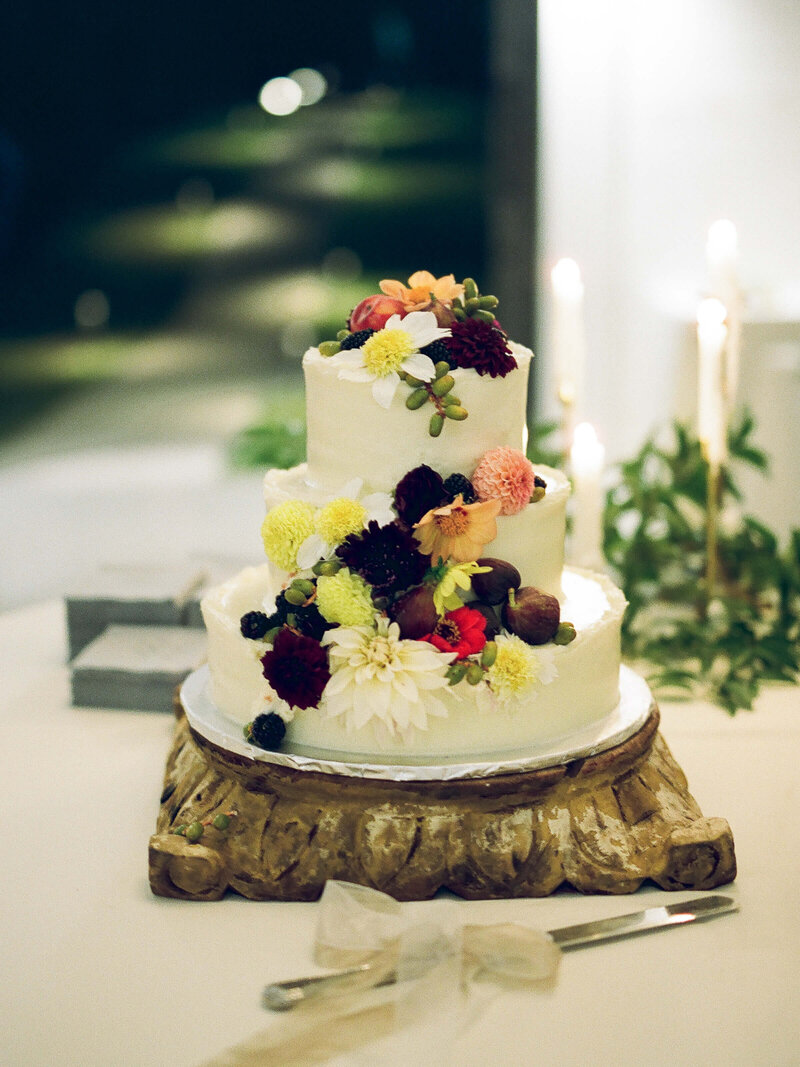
xmin=603 ymin=411 xmax=800 ymax=713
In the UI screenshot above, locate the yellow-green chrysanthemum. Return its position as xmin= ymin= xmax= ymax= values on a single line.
xmin=260 ymin=500 xmax=316 ymax=571
xmin=486 ymin=633 xmax=557 ymax=705
xmin=315 ymin=497 xmax=368 ymax=545
xmin=316 ymin=568 xmax=376 ymax=627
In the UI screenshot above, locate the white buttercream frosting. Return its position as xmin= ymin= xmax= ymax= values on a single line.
xmin=303 ymin=342 xmax=533 ymax=493
xmin=200 ymin=324 xmax=631 ymax=762
xmin=202 ymin=566 xmax=627 ymax=758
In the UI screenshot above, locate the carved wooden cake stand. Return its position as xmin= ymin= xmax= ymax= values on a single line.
xmin=149 ymin=683 xmax=736 ymax=901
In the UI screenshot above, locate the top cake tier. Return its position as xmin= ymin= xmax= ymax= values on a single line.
xmin=303 ymin=342 xmax=533 ymax=493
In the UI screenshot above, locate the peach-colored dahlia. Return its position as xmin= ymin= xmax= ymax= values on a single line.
xmin=413 ymin=494 xmax=501 ymax=563
xmin=379 ymin=271 xmax=464 ymax=312
xmin=472 ymin=447 xmax=537 ymax=516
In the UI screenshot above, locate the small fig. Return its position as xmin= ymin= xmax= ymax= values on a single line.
xmin=392 ymin=585 xmax=438 ymax=640
xmin=466 ymin=662 xmax=484 ymax=685
xmin=480 ymin=640 xmax=497 ymax=667
xmin=468 ymin=600 xmax=502 ymax=639
xmin=502 ymin=586 xmax=560 ymax=645
xmin=471 ymin=558 xmax=521 ymax=605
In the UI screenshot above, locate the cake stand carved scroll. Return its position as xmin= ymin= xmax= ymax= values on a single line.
xmin=149 ymin=698 xmax=736 ymax=902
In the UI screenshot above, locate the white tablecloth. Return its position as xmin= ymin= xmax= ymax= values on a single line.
xmin=3 ymin=600 xmax=799 ymax=1066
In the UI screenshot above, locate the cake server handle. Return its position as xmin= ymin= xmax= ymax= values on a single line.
xmin=263 ymin=962 xmax=385 ymax=1012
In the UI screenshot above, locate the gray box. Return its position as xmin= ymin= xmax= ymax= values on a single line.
xmin=70 ymin=624 xmax=208 ymax=711
xmin=65 ymin=563 xmax=207 ymax=659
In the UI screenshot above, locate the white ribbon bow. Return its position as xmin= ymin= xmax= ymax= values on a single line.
xmin=202 ymin=881 xmax=560 ymax=1066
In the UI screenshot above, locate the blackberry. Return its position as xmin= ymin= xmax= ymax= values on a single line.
xmin=443 ymin=473 xmax=477 ymax=504
xmin=339 ymin=329 xmax=374 ymax=350
xmin=240 ymin=611 xmax=270 ymax=640
xmin=264 ymin=593 xmax=291 ymax=629
xmin=421 ymin=338 xmax=453 ymax=364
xmin=534 ymin=474 xmax=547 ymax=489
xmin=247 ymin=712 xmax=287 ymax=751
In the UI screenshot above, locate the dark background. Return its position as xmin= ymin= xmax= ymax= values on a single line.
xmin=1 ymin=2 xmax=489 ymax=288
xmin=0 ymin=1 xmax=536 ymax=435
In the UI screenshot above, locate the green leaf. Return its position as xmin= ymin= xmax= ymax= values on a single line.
xmin=230 ymin=420 xmax=306 ymax=470
xmin=604 ymin=411 xmax=800 ymax=715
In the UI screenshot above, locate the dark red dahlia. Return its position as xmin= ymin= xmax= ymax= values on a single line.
xmin=447 ymin=319 xmax=517 ymax=378
xmin=422 ymin=605 xmax=487 ymax=659
xmin=394 ymin=465 xmax=448 ymax=526
xmin=260 ymin=629 xmax=330 ymax=710
xmin=336 ymin=520 xmax=428 ymax=599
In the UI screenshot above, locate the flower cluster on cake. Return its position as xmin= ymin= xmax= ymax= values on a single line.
xmin=202 ymin=272 xmax=628 ymax=762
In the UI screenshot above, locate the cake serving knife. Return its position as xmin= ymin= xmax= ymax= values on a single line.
xmin=263 ymin=894 xmax=738 ymax=1011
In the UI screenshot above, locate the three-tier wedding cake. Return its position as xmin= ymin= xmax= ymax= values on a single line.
xmin=201 ymin=271 xmax=633 ymax=763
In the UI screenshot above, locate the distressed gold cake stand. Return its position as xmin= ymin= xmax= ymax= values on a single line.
xmin=148 ymin=690 xmax=736 ymax=901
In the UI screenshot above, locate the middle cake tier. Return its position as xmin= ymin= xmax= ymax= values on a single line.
xmin=264 ymin=462 xmax=569 ymax=603
xmin=201 ymin=563 xmax=628 ymax=760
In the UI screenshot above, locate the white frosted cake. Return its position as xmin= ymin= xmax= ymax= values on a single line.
xmin=202 ymin=271 xmax=629 ymax=761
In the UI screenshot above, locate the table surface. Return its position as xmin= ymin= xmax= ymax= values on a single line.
xmin=3 ymin=599 xmax=799 ymax=1067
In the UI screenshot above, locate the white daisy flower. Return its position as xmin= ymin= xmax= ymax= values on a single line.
xmin=320 ymin=616 xmax=455 ymax=735
xmin=295 ymin=477 xmax=395 ymax=570
xmin=331 ymin=311 xmax=451 ymax=409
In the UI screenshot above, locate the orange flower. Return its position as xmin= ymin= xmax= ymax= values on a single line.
xmin=413 ymin=494 xmax=501 ymax=563
xmin=380 ymin=271 xmax=465 ymax=312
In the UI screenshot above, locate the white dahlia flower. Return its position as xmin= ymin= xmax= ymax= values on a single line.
xmin=320 ymin=616 xmax=455 ymax=735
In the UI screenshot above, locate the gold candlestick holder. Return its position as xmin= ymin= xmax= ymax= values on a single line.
xmin=704 ymin=458 xmax=721 ymax=606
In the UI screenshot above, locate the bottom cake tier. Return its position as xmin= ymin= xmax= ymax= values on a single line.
xmin=202 ymin=564 xmax=628 ymax=761
xmin=181 ymin=663 xmax=652 ymax=779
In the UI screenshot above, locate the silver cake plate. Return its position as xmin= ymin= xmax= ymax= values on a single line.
xmin=180 ymin=664 xmax=655 ymax=783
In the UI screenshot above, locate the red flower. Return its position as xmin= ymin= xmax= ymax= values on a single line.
xmin=422 ymin=605 xmax=487 ymax=659
xmin=261 ymin=628 xmax=330 ymax=710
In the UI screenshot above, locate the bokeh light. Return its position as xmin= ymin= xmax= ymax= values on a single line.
xmin=258 ymin=77 xmax=303 ymax=116
xmin=74 ymin=289 xmax=110 ymax=330
xmin=321 ymin=246 xmax=362 ymax=279
xmin=289 ymin=67 xmax=328 ymax=106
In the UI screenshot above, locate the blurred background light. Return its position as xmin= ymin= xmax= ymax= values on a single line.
xmin=70 ymin=200 xmax=307 ymax=267
xmin=320 ymin=246 xmax=363 ymax=280
xmin=289 ymin=67 xmax=328 ymax=106
xmin=279 ymin=319 xmax=318 ymax=359
xmin=258 ymin=76 xmax=303 ymax=116
xmin=74 ymin=289 xmax=110 ymax=330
